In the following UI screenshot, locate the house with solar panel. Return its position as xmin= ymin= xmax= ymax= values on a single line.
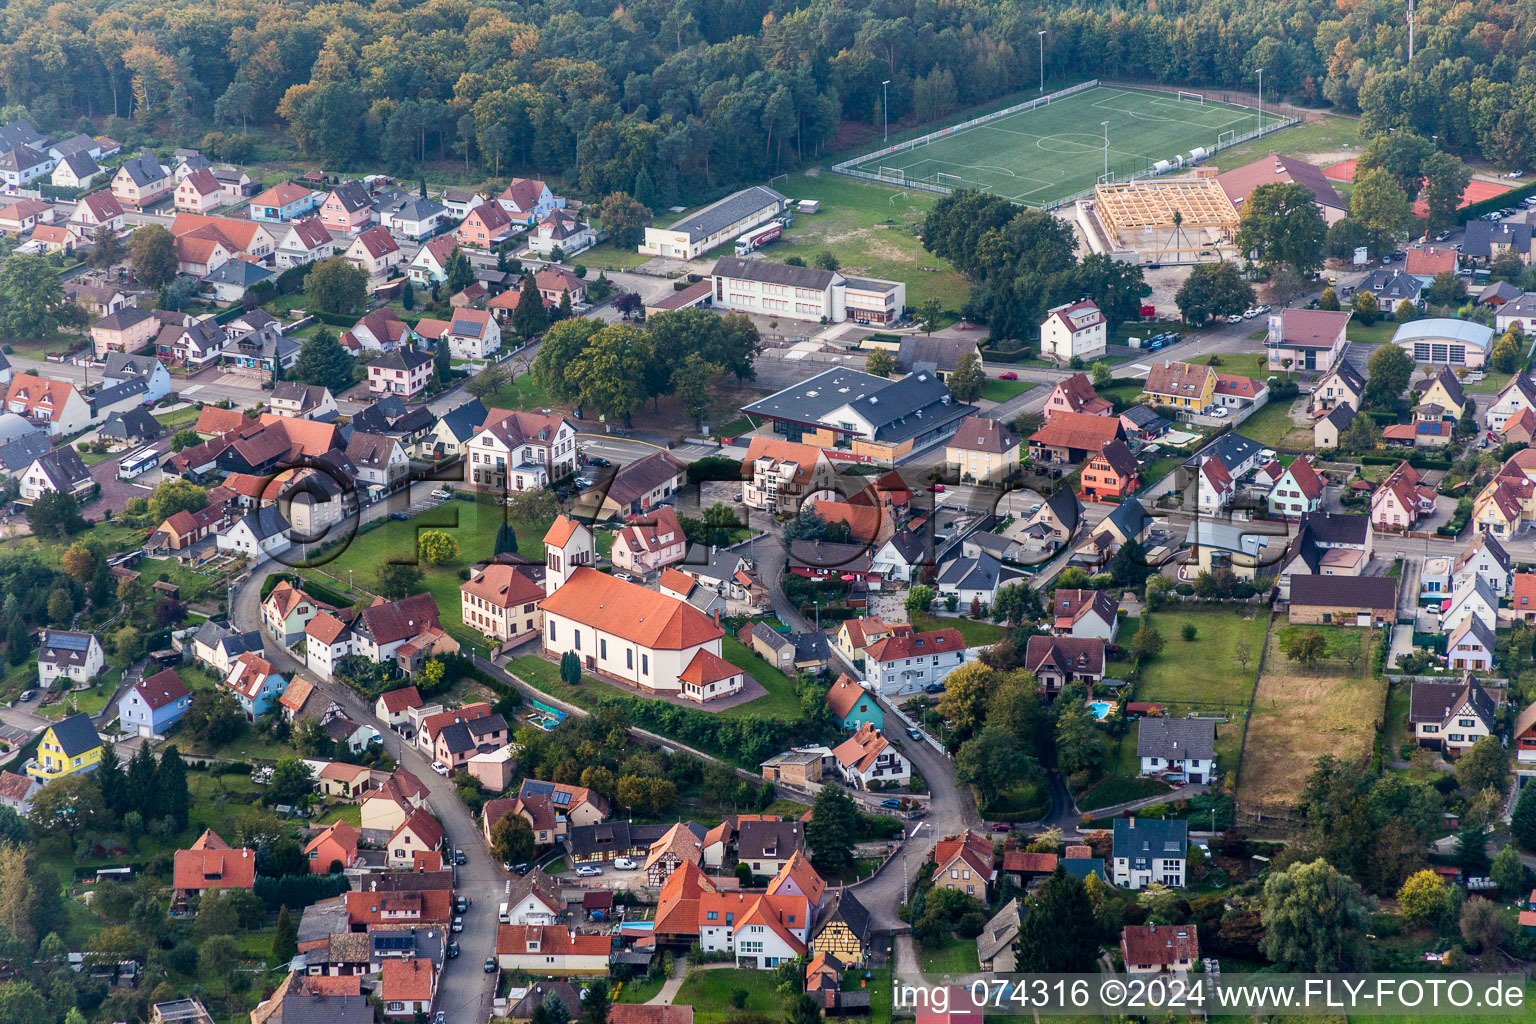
xmin=38 ymin=630 xmax=104 ymax=688
xmin=26 ymin=712 xmax=103 ymax=782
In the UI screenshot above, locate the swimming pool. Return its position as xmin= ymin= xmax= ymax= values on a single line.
xmin=1087 ymin=701 xmax=1112 ymax=720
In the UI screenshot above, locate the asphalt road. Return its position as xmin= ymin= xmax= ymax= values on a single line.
xmin=231 ymin=557 xmax=504 ymax=1021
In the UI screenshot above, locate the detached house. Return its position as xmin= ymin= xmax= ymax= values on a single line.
xmin=222 ymin=652 xmax=287 ymax=720
xmin=345 ymin=226 xmax=403 ymax=276
xmin=445 ymin=309 xmax=501 ymax=360
xmin=825 ymin=675 xmax=882 ymax=732
xmin=1025 ymin=635 xmax=1105 ymax=698
xmin=1122 ymin=924 xmax=1199 ymax=976
xmin=69 ymin=191 xmax=124 ymax=241
xmin=275 ymin=218 xmax=335 ymax=268
xmin=342 ymin=307 xmax=412 ymax=354
xmin=1409 ymin=675 xmax=1496 ymax=754
xmin=1137 ymin=718 xmax=1216 ymax=783
xmin=319 ymin=181 xmax=375 ymax=234
xmin=39 ymin=630 xmax=104 ymax=688
xmin=174 ymin=168 xmax=222 ymax=213
xmin=368 ymin=348 xmax=434 ymax=400
xmin=1082 ymin=439 xmax=1139 ymax=501
xmin=19 ymin=447 xmax=92 ymax=503
xmin=831 ymin=723 xmax=909 ymax=788
xmin=1371 ymin=461 xmax=1437 ymax=532
xmin=862 ymin=628 xmax=967 ymax=696
xmin=1112 ymin=817 xmax=1187 ymax=889
xmin=249 ymin=182 xmax=321 ymax=223
xmin=466 ymin=410 xmax=578 ymax=493
xmin=1028 ymin=411 xmax=1125 ymax=466
xmin=1453 ymin=532 xmax=1511 ymax=597
xmin=91 ymin=305 xmax=157 ymax=358
xmin=1313 ymin=360 xmax=1365 ymax=413
xmin=611 ymin=506 xmax=687 ymax=574
xmin=456 ymin=202 xmax=513 ymax=249
xmin=930 ymin=830 xmax=994 ymax=898
xmin=945 ymin=415 xmax=1020 ymax=483
xmin=460 ymin=565 xmax=544 ymax=646
xmin=1043 ymin=372 xmax=1114 ymax=422
xmin=1052 ymin=589 xmax=1119 ymax=641
xmin=118 ymin=669 xmax=191 ymax=738
xmin=1267 ymin=456 xmax=1325 ymax=519
xmin=1265 ymin=308 xmax=1351 ymax=372
xmin=1040 ymin=299 xmax=1107 ymax=363
xmin=498 ymin=178 xmax=561 ymax=222
xmin=5 ymin=374 xmax=91 ymax=436
xmin=111 ymin=153 xmax=172 ymax=209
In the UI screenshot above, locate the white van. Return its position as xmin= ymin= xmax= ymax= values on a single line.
xmin=498 ymin=902 xmax=510 ymax=924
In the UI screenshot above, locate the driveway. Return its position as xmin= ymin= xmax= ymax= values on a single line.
xmin=84 ymin=436 xmax=169 ymax=519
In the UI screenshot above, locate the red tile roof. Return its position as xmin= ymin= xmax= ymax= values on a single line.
xmin=135 ymin=669 xmax=189 ymax=710
xmin=1029 ymin=410 xmax=1124 ymax=452
xmin=1121 ymin=924 xmax=1198 ymax=966
xmin=461 ymin=564 xmax=545 ymax=610
xmin=379 ymin=957 xmax=435 ymax=1001
xmin=540 ymin=567 xmax=723 ymax=650
xmin=1406 ymin=246 xmax=1457 ymax=278
xmin=173 ymin=846 xmax=256 ymax=891
xmin=495 ymin=924 xmax=611 ymax=957
xmin=863 ymin=628 xmax=964 ymax=664
xmin=825 ymin=674 xmax=868 ymax=719
xmin=379 ymin=686 xmax=424 ymax=713
xmin=1002 ymin=850 xmax=1059 ymax=874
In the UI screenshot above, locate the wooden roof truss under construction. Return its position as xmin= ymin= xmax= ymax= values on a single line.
xmin=1093 ymin=178 xmax=1240 ymax=253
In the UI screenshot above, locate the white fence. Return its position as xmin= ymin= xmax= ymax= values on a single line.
xmin=831 ymin=81 xmax=1299 ymax=211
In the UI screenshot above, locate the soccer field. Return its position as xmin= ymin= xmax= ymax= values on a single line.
xmin=846 ymin=85 xmax=1268 ymax=208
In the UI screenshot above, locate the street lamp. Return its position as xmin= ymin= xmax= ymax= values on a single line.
xmin=1038 ymin=31 xmax=1047 ymax=95
xmin=882 ymin=80 xmax=891 ymax=143
xmin=1255 ymin=68 xmax=1264 ymax=133
xmin=1101 ymin=121 xmax=1110 ymax=180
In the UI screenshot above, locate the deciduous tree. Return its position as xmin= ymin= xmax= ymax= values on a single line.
xmin=1234 ymin=181 xmax=1327 ymax=274
xmin=1259 ymin=858 xmax=1372 ymax=971
xmin=304 ymin=256 xmax=367 ymax=314
xmin=1174 ymin=262 xmax=1255 ymax=325
xmin=128 ymin=225 xmax=177 ymax=290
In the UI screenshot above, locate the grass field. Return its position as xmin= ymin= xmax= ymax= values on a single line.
xmin=912 ymin=612 xmax=1008 ymax=646
xmin=674 ymin=968 xmax=794 ymax=1024
xmin=1113 ymin=608 xmax=1269 ymax=711
xmin=848 ymin=85 xmax=1264 ymax=207
xmin=979 ymin=378 xmax=1036 ymax=403
xmin=1237 ymin=626 xmax=1387 ymax=815
xmin=755 ymin=172 xmax=969 ymax=312
xmin=919 ymin=934 xmax=979 ymax=975
xmin=1238 ymin=398 xmax=1310 ymax=449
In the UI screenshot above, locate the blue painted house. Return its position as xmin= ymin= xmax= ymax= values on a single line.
xmin=118 ymin=668 xmax=191 ymax=738
xmin=222 ymin=651 xmax=288 ymax=720
xmin=826 ymin=674 xmax=883 ymax=732
xmin=249 ymin=181 xmax=322 ymax=223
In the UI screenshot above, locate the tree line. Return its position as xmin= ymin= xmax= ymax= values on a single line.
xmin=5 ymin=0 xmax=1532 ymax=209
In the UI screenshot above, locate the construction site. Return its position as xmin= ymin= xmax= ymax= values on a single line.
xmin=1075 ymin=168 xmax=1241 ymax=265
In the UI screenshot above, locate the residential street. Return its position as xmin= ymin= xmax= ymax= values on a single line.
xmin=230 ymin=559 xmax=503 ymax=1023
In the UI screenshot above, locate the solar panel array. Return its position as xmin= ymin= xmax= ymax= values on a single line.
xmin=451 ymin=318 xmax=479 ymax=335
xmin=45 ymin=633 xmax=91 ymax=651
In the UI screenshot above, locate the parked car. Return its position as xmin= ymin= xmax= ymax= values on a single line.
xmin=484 ymin=959 xmax=497 ymax=973
xmin=17 ymin=690 xmax=33 ymax=702
xmin=907 ymin=728 xmax=923 ymax=740
xmin=585 ymin=456 xmax=613 ymax=468
xmin=614 ymin=857 xmax=638 ymax=870
xmin=990 ymin=823 xmax=1012 ymax=832
xmin=389 ymin=511 xmax=410 ymax=521
xmin=928 ymin=484 xmax=945 ymax=493
xmin=923 ymin=683 xmax=945 ymax=694
xmin=999 ymin=371 xmax=1019 ymax=380
xmin=454 ymin=849 xmax=466 ymax=865
xmin=451 ymin=917 xmax=463 ymax=933
xmin=447 ymin=943 xmax=459 ymax=959
xmin=1226 ymin=314 xmax=1244 ymax=324
xmin=576 ymin=865 xmax=603 ymax=877
xmin=1211 ymin=407 xmax=1229 ymax=418
xmin=513 ymin=863 xmax=530 ymax=875
xmin=430 ymin=488 xmax=452 ymax=500
xmin=613 ymin=572 xmax=634 ymax=582
xmin=431 ymin=762 xmax=450 ymax=776
xmin=880 ymin=799 xmax=902 ymax=809
xmin=1242 ymin=308 xmax=1259 ymax=319
xmin=455 ymin=896 xmax=468 ymax=913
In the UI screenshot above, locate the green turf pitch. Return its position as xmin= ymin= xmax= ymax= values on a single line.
xmin=850 ymin=86 xmax=1264 ymax=207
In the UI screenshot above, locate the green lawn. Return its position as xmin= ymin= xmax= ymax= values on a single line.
xmin=483 ymin=373 xmax=553 ymax=412
xmin=43 ymin=671 xmax=119 ymax=720
xmin=1208 ymin=113 xmax=1361 ymax=171
xmin=913 ymin=611 xmax=1008 ymax=646
xmin=1467 ymin=370 xmax=1514 ymax=394
xmin=153 ymin=405 xmax=203 ymax=429
xmin=753 ymin=172 xmax=970 ymax=312
xmin=317 ymin=803 xmax=362 ymax=827
xmin=615 ymin=975 xmax=666 ymax=1004
xmin=674 ymin=968 xmax=796 ymax=1024
xmin=918 ymin=933 xmax=978 ymax=975
xmin=718 ymin=635 xmax=804 ymax=721
xmin=1112 ymin=608 xmax=1269 ymax=710
xmin=1077 ymin=774 xmax=1170 ymax=812
xmin=1236 ymin=399 xmax=1306 ymax=449
xmin=978 ymin=378 xmax=1036 ymax=403
xmin=137 ymin=557 xmax=220 ymax=604
xmin=1344 ymin=320 xmax=1402 ymax=345
xmin=571 ymin=242 xmax=657 ymax=272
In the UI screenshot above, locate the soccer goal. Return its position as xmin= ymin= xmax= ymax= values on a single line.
xmin=878 ymin=167 xmax=906 ymax=184
xmin=1177 ymin=90 xmax=1205 ymax=104
xmin=937 ymin=172 xmax=968 ymax=189
xmin=1217 ymin=129 xmax=1237 ymax=147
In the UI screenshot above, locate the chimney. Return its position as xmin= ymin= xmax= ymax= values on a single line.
xmin=1127 ymin=817 xmax=1136 ymax=829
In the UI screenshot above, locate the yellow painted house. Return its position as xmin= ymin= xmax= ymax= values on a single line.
xmin=28 ymin=712 xmax=103 ymax=781
xmin=1142 ymin=362 xmax=1216 ymax=410
xmin=1414 ymin=366 xmax=1468 ymax=420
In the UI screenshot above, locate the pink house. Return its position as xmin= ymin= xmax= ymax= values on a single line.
xmin=611 ymin=506 xmax=688 ymax=573
xmin=1042 ymin=373 xmax=1112 ymax=423
xmin=1370 ymin=461 xmax=1437 ymax=532
xmin=319 ymin=181 xmax=375 ymax=234
xmin=174 ymin=168 xmax=222 ymax=213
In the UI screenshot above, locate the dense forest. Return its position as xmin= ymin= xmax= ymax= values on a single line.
xmin=1 ymin=0 xmax=1535 ymax=204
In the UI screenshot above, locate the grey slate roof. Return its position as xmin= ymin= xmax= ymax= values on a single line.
xmin=1136 ymin=717 xmax=1216 ymax=762
xmin=237 ymin=506 xmax=290 ymax=541
xmin=1104 ymin=497 xmax=1151 ymax=540
xmin=92 ymin=376 xmax=148 ymax=409
xmin=30 ymin=446 xmax=90 ymax=490
xmin=103 ymin=352 xmax=163 ymax=381
xmin=1463 ymin=219 xmax=1533 ymax=259
xmin=217 ymin=631 xmax=265 ymax=661
xmin=670 ymin=185 xmax=785 ymax=242
xmin=57 ymin=152 xmax=100 ymax=179
xmin=47 ymin=712 xmax=100 ymax=757
xmin=435 ymin=399 xmax=489 ymax=443
xmin=117 ymin=153 xmax=166 ymax=187
xmin=1297 ymin=511 xmax=1369 ymax=547
xmin=1359 ymin=267 xmax=1424 ymax=302
xmin=100 ymin=406 xmax=164 ymax=441
xmin=1322 ymin=403 xmax=1355 ymax=432
xmin=742 ymin=367 xmax=895 ymax=425
xmin=1409 ymin=675 xmax=1496 ymax=727
xmin=1185 ymin=432 xmax=1262 ymax=474
xmin=0 ymin=421 xmax=49 ymax=472
xmin=711 ymin=256 xmax=838 ymax=291
xmin=94 ymin=306 xmax=154 ymax=332
xmin=1111 ymin=817 xmax=1188 ymax=865
xmin=936 ymin=551 xmax=1004 ymax=592
xmin=202 ymin=259 xmax=275 ymax=287
xmin=789 ymin=631 xmax=830 ymax=661
xmin=1288 ymin=573 xmax=1397 ymax=609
